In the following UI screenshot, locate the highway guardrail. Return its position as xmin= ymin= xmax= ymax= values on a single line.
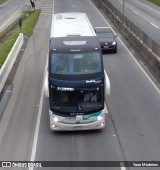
xmin=93 ymin=0 xmax=160 ymax=76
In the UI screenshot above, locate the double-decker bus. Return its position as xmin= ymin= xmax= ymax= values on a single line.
xmin=45 ymin=12 xmax=110 ymax=130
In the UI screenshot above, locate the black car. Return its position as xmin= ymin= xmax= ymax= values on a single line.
xmin=95 ymin=27 xmax=117 ymax=53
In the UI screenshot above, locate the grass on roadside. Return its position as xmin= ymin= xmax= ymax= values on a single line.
xmin=21 ymin=10 xmax=41 ymax=36
xmin=0 ymin=13 xmax=26 ymax=40
xmin=0 ymin=32 xmax=19 ymax=68
xmin=147 ymin=0 xmax=160 ymax=6
xmin=0 ymin=10 xmax=40 ymax=68
xmin=0 ymin=0 xmax=7 ymax=4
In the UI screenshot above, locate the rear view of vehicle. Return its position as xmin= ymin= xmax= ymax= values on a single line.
xmin=95 ymin=27 xmax=117 ymax=53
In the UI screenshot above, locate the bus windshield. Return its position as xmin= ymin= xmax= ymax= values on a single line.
xmin=50 ymin=87 xmax=104 ymax=114
xmin=96 ymin=32 xmax=114 ymax=38
xmin=50 ymin=52 xmax=102 ymax=75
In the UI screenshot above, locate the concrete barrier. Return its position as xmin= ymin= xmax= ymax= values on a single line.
xmin=0 ymin=33 xmax=24 ymax=93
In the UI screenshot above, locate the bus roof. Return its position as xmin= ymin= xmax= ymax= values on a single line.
xmin=51 ymin=12 xmax=96 ymax=38
xmin=49 ymin=36 xmax=101 ymax=52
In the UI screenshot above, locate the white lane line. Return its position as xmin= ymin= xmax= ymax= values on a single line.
xmin=29 ymin=1 xmax=54 ymax=168
xmin=6 ymin=91 xmax=12 ymax=93
xmin=91 ymin=2 xmax=130 ymax=169
xmin=29 ymin=57 xmax=48 ymax=170
xmin=121 ymin=167 xmax=127 ymax=170
xmin=135 ymin=0 xmax=160 ymax=15
xmin=120 ymin=162 xmax=127 ymax=170
xmin=118 ymin=41 xmax=160 ymax=94
xmin=0 ymin=9 xmax=20 ymax=31
xmin=150 ymin=23 xmax=159 ymax=29
xmin=133 ymin=10 xmax=138 ymax=14
xmin=89 ymin=1 xmax=160 ymax=92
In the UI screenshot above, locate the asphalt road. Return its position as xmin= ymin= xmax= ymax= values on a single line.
xmin=35 ymin=0 xmax=160 ymax=170
xmin=0 ymin=0 xmax=52 ymax=165
xmin=107 ymin=0 xmax=160 ymax=44
xmin=0 ymin=0 xmax=30 ymax=32
xmin=0 ymin=0 xmax=160 ymax=170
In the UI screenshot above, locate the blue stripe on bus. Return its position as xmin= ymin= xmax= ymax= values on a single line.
xmin=49 ymin=77 xmax=103 ymax=87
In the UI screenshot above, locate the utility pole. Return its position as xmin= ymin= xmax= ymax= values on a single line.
xmin=19 ymin=18 xmax=22 ymax=32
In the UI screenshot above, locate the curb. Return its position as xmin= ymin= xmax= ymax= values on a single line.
xmin=0 ymin=33 xmax=24 ymax=93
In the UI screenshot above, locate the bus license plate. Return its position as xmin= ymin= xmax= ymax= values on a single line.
xmin=73 ymin=126 xmax=82 ymax=130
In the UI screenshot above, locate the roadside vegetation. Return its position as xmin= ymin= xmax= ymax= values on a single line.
xmin=21 ymin=10 xmax=41 ymax=36
xmin=147 ymin=0 xmax=160 ymax=6
xmin=0 ymin=0 xmax=7 ymax=4
xmin=0 ymin=10 xmax=40 ymax=68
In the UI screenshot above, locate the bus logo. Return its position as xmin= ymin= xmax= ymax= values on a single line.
xmin=86 ymin=80 xmax=102 ymax=84
xmin=57 ymin=87 xmax=74 ymax=91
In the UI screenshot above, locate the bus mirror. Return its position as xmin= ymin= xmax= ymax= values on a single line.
xmin=104 ymin=69 xmax=110 ymax=96
xmin=44 ymin=72 xmax=49 ymax=98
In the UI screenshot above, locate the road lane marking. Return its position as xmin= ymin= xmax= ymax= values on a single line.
xmin=121 ymin=167 xmax=127 ymax=170
xmin=120 ymin=162 xmax=127 ymax=170
xmin=119 ymin=0 xmax=159 ymax=29
xmin=29 ymin=56 xmax=48 ymax=169
xmin=5 ymin=91 xmax=12 ymax=93
xmin=133 ymin=10 xmax=138 ymax=14
xmin=29 ymin=0 xmax=54 ymax=168
xmin=135 ymin=0 xmax=160 ymax=15
xmin=90 ymin=0 xmax=160 ymax=94
xmin=0 ymin=9 xmax=20 ymax=31
xmin=0 ymin=0 xmax=29 ymax=32
xmin=90 ymin=2 xmax=130 ymax=170
xmin=150 ymin=23 xmax=159 ymax=29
